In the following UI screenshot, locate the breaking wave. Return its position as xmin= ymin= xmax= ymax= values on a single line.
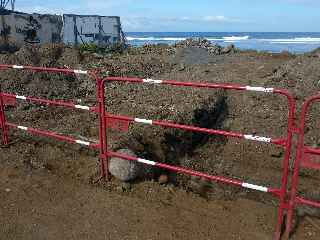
xmin=260 ymin=37 xmax=320 ymax=44
xmin=126 ymin=37 xmax=187 ymax=41
xmin=222 ymin=36 xmax=249 ymax=41
xmin=126 ymin=35 xmax=250 ymax=42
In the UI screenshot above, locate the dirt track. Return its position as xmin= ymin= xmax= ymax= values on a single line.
xmin=1 ymin=43 xmax=320 ymax=239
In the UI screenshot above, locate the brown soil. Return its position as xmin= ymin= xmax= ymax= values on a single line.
xmin=1 ymin=43 xmax=320 ymax=239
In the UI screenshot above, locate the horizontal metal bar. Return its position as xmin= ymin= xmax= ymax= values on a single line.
xmin=6 ymin=122 xmax=99 ymax=149
xmin=304 ymin=146 xmax=320 ymax=155
xmin=0 ymin=64 xmax=89 ymax=75
xmin=107 ymin=150 xmax=280 ymax=195
xmin=107 ymin=77 xmax=248 ymax=91
xmin=105 ymin=77 xmax=290 ymax=97
xmin=1 ymin=93 xmax=96 ymax=112
xmin=296 ymin=196 xmax=320 ymax=208
xmin=106 ymin=113 xmax=285 ymax=146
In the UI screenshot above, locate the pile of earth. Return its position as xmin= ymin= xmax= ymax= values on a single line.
xmin=1 ymin=43 xmax=320 ymax=201
xmin=174 ymin=38 xmax=237 ymax=55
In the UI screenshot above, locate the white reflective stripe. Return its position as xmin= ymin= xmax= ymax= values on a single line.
xmin=245 ymin=86 xmax=274 ymax=93
xmin=75 ymin=140 xmax=90 ymax=146
xmin=138 ymin=158 xmax=156 ymax=166
xmin=17 ymin=126 xmax=28 ymax=131
xmin=134 ymin=118 xmax=153 ymax=125
xmin=242 ymin=183 xmax=268 ymax=192
xmin=143 ymin=78 xmax=163 ymax=84
xmin=16 ymin=95 xmax=27 ymax=100
xmin=12 ymin=65 xmax=24 ymax=69
xmin=74 ymin=105 xmax=90 ymax=110
xmin=74 ymin=70 xmax=88 ymax=74
xmin=244 ymin=135 xmax=272 ymax=143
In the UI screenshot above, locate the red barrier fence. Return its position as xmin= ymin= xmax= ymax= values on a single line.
xmin=0 ymin=64 xmax=108 ymax=179
xmin=100 ymin=76 xmax=296 ymax=240
xmin=0 ymin=64 xmax=319 ymax=239
xmin=284 ymin=95 xmax=320 ymax=239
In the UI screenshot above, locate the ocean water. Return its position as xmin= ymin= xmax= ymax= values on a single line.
xmin=125 ymin=32 xmax=320 ymax=53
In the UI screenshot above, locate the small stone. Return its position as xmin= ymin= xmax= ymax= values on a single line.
xmin=221 ymin=44 xmax=235 ymax=54
xmin=93 ymin=53 xmax=104 ymax=59
xmin=121 ymin=182 xmax=132 ymax=192
xmin=158 ymin=174 xmax=169 ymax=184
xmin=5 ymin=188 xmax=11 ymax=192
xmin=270 ymin=148 xmax=283 ymax=158
xmin=179 ymin=63 xmax=185 ymax=71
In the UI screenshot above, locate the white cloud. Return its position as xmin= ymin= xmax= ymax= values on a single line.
xmin=278 ymin=0 xmax=320 ymax=6
xmin=285 ymin=0 xmax=318 ymax=3
xmin=121 ymin=15 xmax=247 ymax=31
xmin=203 ymin=16 xmax=237 ymax=22
xmin=15 ymin=1 xmax=247 ymax=31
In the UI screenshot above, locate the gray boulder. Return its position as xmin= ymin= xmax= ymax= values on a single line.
xmin=109 ymin=148 xmax=142 ymax=182
xmin=221 ymin=44 xmax=235 ymax=54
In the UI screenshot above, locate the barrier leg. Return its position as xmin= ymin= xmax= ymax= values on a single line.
xmin=96 ymin=76 xmax=108 ymax=180
xmin=274 ymin=143 xmax=292 ymax=240
xmin=284 ymin=155 xmax=300 ymax=239
xmin=284 ymin=124 xmax=305 ymax=238
xmin=0 ymin=88 xmax=8 ymax=145
xmin=274 ymin=97 xmax=296 ymax=240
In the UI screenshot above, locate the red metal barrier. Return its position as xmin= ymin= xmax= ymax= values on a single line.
xmin=284 ymin=95 xmax=320 ymax=239
xmin=3 ymin=65 xmax=317 ymax=239
xmin=0 ymin=64 xmax=107 ymax=179
xmin=100 ymin=76 xmax=297 ymax=240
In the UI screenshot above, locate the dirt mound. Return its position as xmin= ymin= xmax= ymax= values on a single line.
xmin=0 ymin=44 xmax=93 ymax=102
xmin=2 ymin=44 xmax=320 ymax=189
xmin=175 ymin=38 xmax=237 ymax=55
xmin=269 ymin=53 xmax=320 ymax=99
xmin=0 ymin=44 xmax=80 ymax=68
xmin=1 ymin=44 xmax=320 ymax=239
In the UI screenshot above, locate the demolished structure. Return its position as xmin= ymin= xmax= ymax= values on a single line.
xmin=63 ymin=14 xmax=124 ymax=46
xmin=0 ymin=9 xmax=125 ymax=48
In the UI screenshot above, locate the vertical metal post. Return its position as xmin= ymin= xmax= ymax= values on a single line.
xmin=0 ymin=85 xmax=8 ymax=145
xmin=273 ymin=93 xmax=296 ymax=240
xmin=94 ymin=73 xmax=108 ymax=180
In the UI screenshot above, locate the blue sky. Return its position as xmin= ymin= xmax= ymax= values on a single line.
xmin=16 ymin=0 xmax=320 ymax=32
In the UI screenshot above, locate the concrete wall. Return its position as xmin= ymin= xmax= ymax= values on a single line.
xmin=0 ymin=10 xmax=62 ymax=47
xmin=0 ymin=10 xmax=123 ymax=48
xmin=63 ymin=14 xmax=122 ymax=46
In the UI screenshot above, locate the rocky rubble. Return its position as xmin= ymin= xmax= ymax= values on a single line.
xmin=174 ymin=38 xmax=237 ymax=55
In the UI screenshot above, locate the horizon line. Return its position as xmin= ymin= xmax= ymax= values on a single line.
xmin=125 ymin=31 xmax=320 ymax=33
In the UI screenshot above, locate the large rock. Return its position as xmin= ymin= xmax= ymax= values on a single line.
xmin=109 ymin=148 xmax=142 ymax=182
xmin=221 ymin=44 xmax=235 ymax=54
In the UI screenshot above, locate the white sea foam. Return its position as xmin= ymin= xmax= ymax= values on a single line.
xmin=272 ymin=41 xmax=320 ymax=44
xmin=126 ymin=37 xmax=156 ymax=41
xmin=126 ymin=35 xmax=320 ymax=46
xmin=272 ymin=37 xmax=320 ymax=42
xmin=126 ymin=37 xmax=187 ymax=41
xmin=126 ymin=36 xmax=250 ymax=42
xmin=259 ymin=37 xmax=320 ymax=44
xmin=162 ymin=37 xmax=187 ymax=41
xmin=223 ymin=36 xmax=249 ymax=41
xmin=206 ymin=38 xmax=224 ymax=41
